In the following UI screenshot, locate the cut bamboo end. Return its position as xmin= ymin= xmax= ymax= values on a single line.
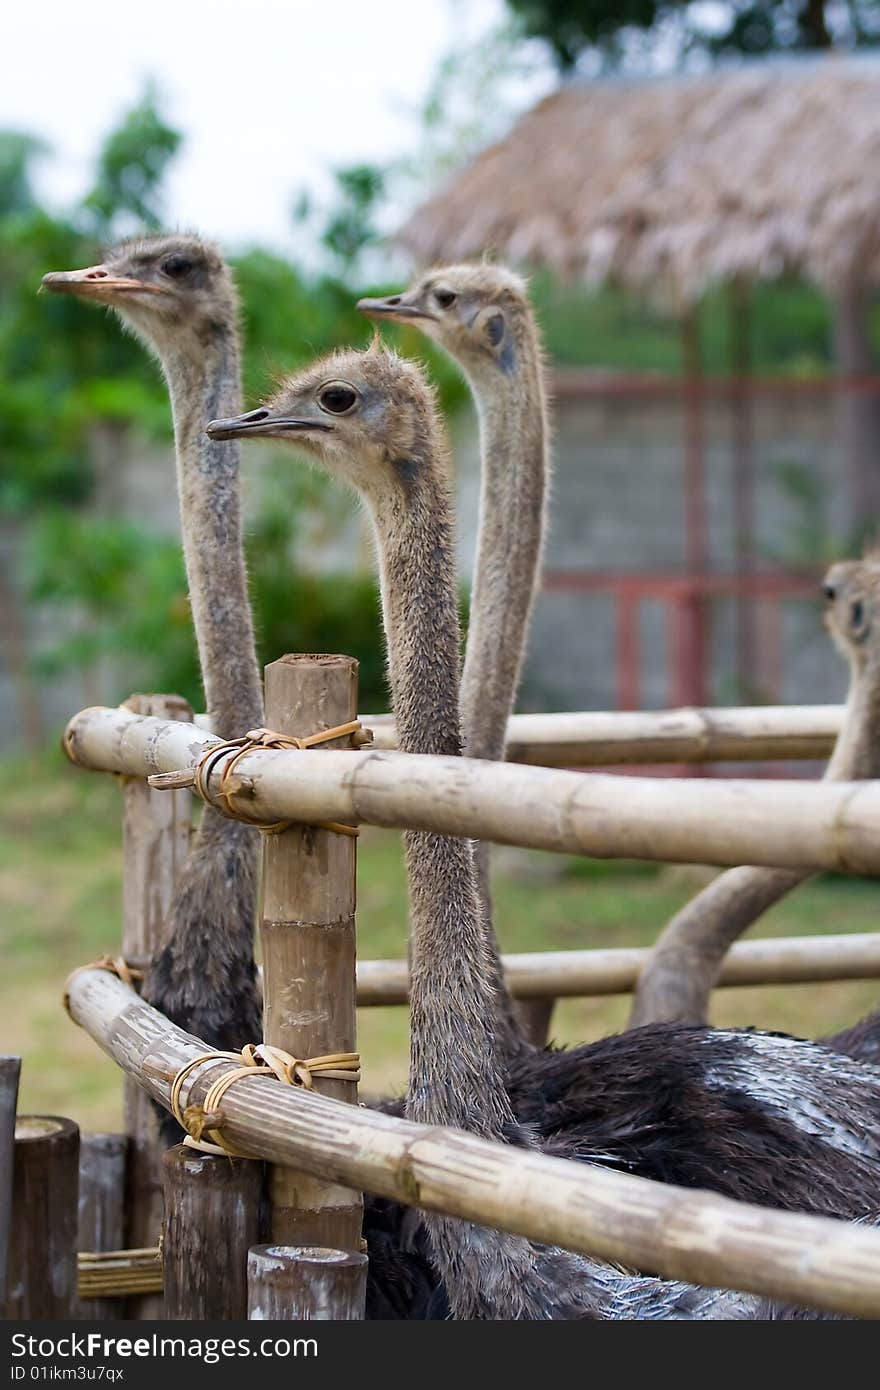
xmin=247 ymin=1244 xmax=367 ymax=1320
xmin=4 ymin=1115 xmax=79 ymax=1319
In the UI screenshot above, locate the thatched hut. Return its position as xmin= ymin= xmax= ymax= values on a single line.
xmin=398 ymin=57 xmax=880 ymax=717
xmin=400 ymin=56 xmax=880 ymax=297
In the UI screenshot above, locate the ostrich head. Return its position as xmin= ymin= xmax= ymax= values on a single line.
xmin=41 ymin=233 xmax=238 ymax=358
xmin=357 ymin=263 xmax=533 ymax=379
xmin=206 ymin=343 xmax=443 ymax=501
xmin=822 ymin=555 xmax=880 ymax=666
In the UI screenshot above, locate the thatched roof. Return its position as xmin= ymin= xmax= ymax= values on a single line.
xmin=398 ymin=57 xmax=880 ymax=297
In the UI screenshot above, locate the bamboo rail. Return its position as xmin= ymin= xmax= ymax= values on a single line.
xmin=355 ymin=932 xmax=880 ymax=1006
xmin=65 ymin=967 xmax=880 ymax=1319
xmin=363 ymin=705 xmax=843 ymax=765
xmin=65 ymin=704 xmax=880 ymax=874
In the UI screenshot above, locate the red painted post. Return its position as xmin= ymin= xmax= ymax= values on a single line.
xmin=616 ymin=592 xmax=640 ymax=711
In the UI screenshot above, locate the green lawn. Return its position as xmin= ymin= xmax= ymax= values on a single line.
xmin=2 ymin=750 xmax=878 ymax=1132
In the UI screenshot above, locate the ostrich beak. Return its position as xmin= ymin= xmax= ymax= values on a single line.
xmin=357 ymin=293 xmax=433 ymax=322
xmin=206 ymin=408 xmax=332 ymax=441
xmin=40 ymin=265 xmax=164 ymax=301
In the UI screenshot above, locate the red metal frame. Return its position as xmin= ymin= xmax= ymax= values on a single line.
xmin=541 ymin=365 xmax=880 ymax=771
xmin=542 ymin=569 xmax=821 ymax=713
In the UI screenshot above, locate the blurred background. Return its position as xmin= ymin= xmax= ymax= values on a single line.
xmin=4 ymin=0 xmax=880 ymax=1124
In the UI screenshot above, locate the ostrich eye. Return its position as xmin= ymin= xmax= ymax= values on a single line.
xmin=161 ymin=254 xmax=193 ymax=279
xmin=318 ymin=383 xmax=358 ymax=415
xmin=851 ymin=600 xmax=865 ymax=629
xmin=434 ymin=287 xmax=457 ymax=309
xmin=822 ymin=581 xmax=836 ymax=601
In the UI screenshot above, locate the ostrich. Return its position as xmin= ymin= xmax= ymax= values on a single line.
xmin=358 ymin=265 xmax=547 ymax=1061
xmin=361 ymin=267 xmax=880 ymax=1066
xmin=42 ymin=237 xmax=263 ymax=1082
xmin=206 ymin=343 xmax=764 ymax=1318
xmin=629 ymin=555 xmax=880 ymax=1038
xmin=209 ymin=343 xmax=880 ymax=1316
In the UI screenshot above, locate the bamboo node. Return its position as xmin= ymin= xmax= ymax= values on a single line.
xmin=170 ymin=1043 xmax=361 ymax=1157
xmin=63 ymin=955 xmax=144 ymax=1017
xmin=148 ymin=721 xmax=370 ymax=837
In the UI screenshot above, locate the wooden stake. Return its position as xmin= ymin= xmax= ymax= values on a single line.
xmin=0 ymin=1057 xmax=20 ymax=1309
xmin=4 ymin=1116 xmax=79 ymax=1319
xmin=67 ymin=970 xmax=880 ymax=1320
xmin=247 ymin=1244 xmax=367 ymax=1320
xmin=120 ymin=692 xmax=193 ymax=1318
xmin=260 ymin=655 xmax=362 ymax=1251
xmin=162 ymin=1145 xmax=264 ymax=1319
xmin=76 ymin=1132 xmax=128 ymax=1320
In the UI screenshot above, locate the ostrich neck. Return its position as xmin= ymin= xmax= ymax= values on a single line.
xmin=460 ymin=348 xmax=547 ymax=763
xmin=826 ymin=655 xmax=880 ymax=779
xmin=163 ymin=331 xmax=263 ymax=736
xmin=367 ymin=467 xmax=517 ymax=1142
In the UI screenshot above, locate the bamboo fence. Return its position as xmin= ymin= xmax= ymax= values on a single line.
xmin=355 ymin=932 xmax=880 ymax=1006
xmin=65 ymin=966 xmax=880 ymax=1320
xmin=364 ymin=705 xmax=844 ymax=765
xmin=64 ymin=704 xmax=880 ymax=875
xmin=39 ymin=687 xmax=880 ymax=1322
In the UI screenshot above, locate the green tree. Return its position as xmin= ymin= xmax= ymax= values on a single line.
xmin=0 ymin=131 xmax=48 ymax=217
xmin=506 ymin=0 xmax=880 ymax=70
xmin=82 ymin=85 xmax=181 ymax=238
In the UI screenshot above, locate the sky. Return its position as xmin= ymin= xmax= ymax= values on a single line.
xmin=1 ymin=0 xmax=546 ymax=256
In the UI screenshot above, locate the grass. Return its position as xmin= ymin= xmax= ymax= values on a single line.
xmin=2 ymin=749 xmax=878 ymax=1132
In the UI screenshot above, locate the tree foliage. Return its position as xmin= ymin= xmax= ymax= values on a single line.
xmin=82 ymin=85 xmax=182 ymax=237
xmin=506 ymin=0 xmax=880 ymax=70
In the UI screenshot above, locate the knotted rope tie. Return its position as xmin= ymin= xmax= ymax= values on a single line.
xmin=165 ymin=722 xmax=371 ymax=837
xmin=63 ymin=955 xmax=144 ymax=1017
xmin=170 ymin=1043 xmax=361 ymax=1157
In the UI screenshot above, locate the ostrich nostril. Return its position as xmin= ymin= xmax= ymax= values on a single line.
xmin=243 ymin=409 xmax=269 ymax=422
xmin=822 ymin=581 xmax=836 ymax=601
xmin=386 ymin=296 xmax=401 ymax=306
xmin=86 ymin=269 xmax=109 ymax=279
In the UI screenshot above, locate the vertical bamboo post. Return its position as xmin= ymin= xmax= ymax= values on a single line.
xmin=162 ymin=1146 xmax=265 ymax=1319
xmin=514 ymin=998 xmax=554 ymax=1048
xmin=121 ymin=692 xmax=193 ymax=1318
xmin=261 ymin=655 xmax=362 ymax=1250
xmin=0 ymin=1057 xmax=21 ymax=1309
xmin=247 ymin=1245 xmax=367 ymax=1320
xmin=76 ymin=1132 xmax=128 ymax=1320
xmin=3 ymin=1116 xmax=79 ymax=1319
